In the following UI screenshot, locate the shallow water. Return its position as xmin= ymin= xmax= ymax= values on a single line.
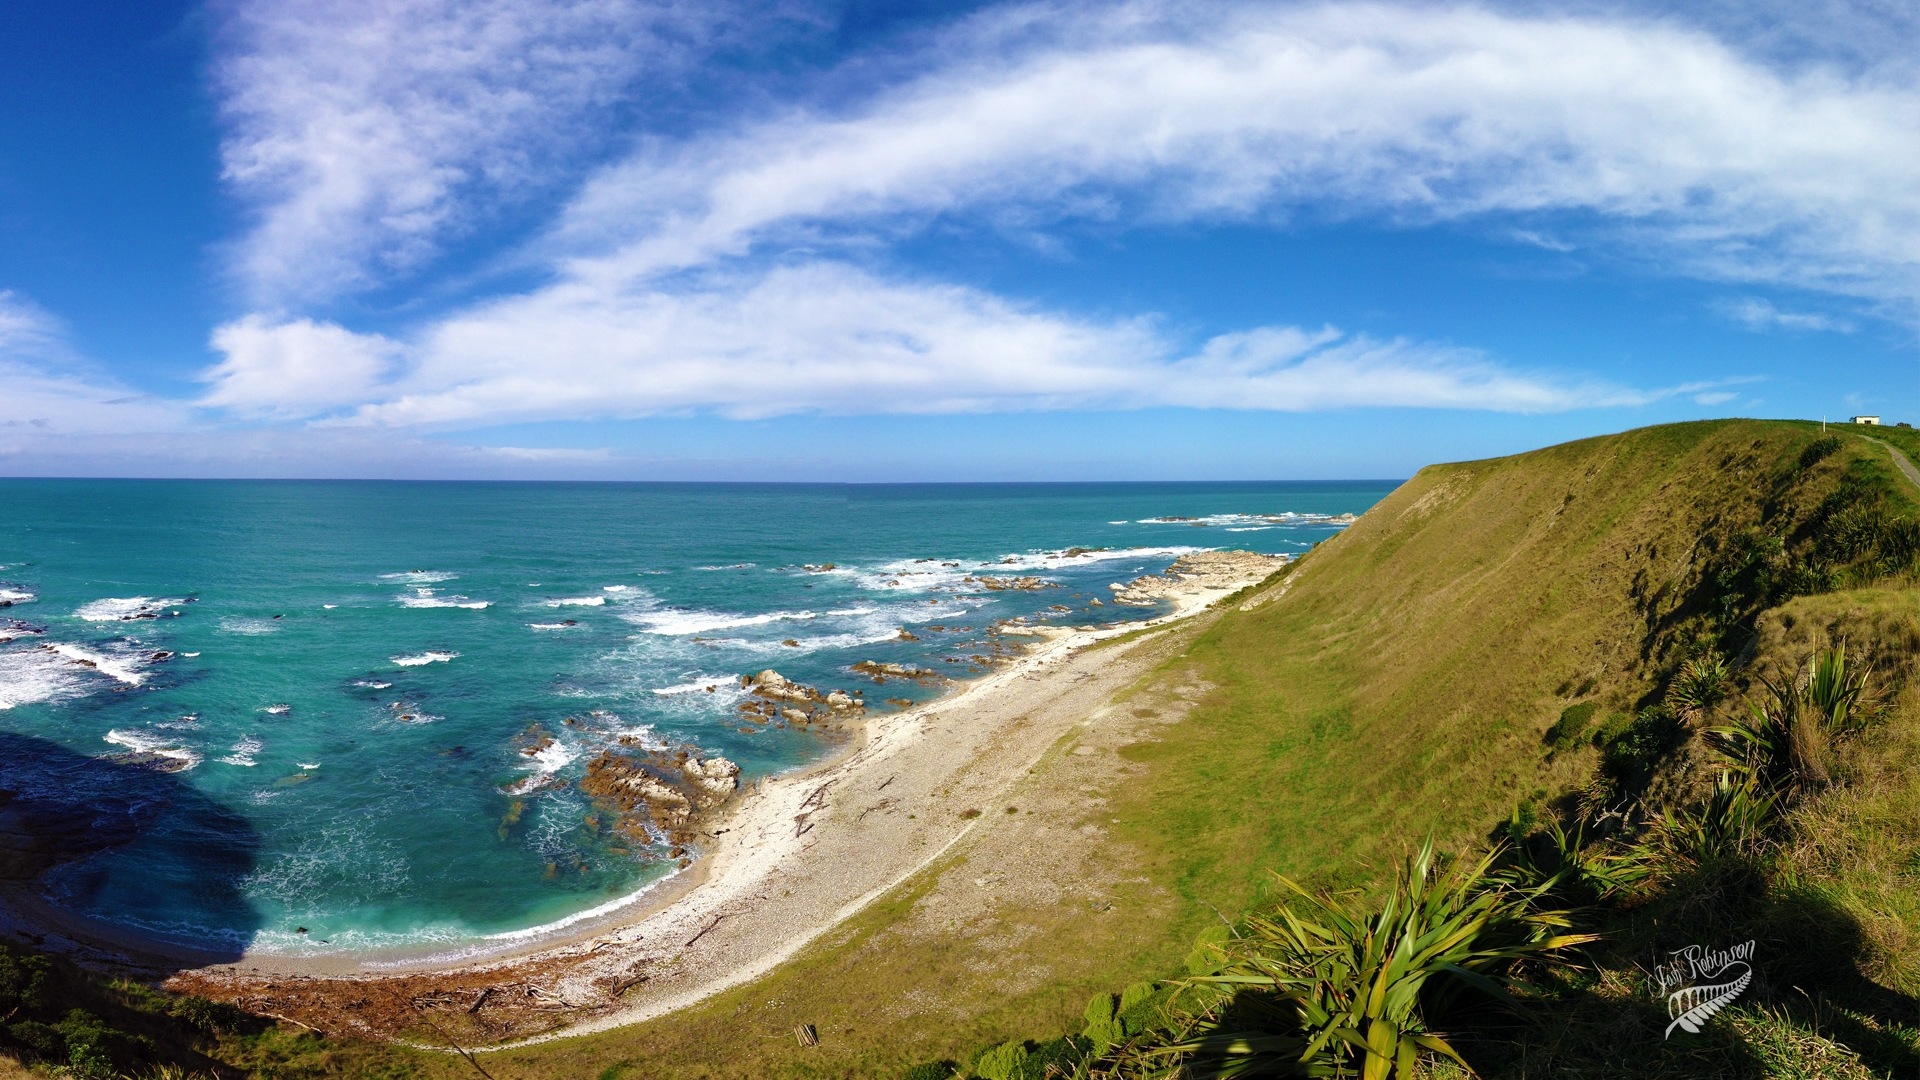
xmin=0 ymin=479 xmax=1392 ymax=955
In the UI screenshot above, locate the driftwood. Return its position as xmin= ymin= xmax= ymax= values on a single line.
xmin=795 ymin=1023 xmax=819 ymax=1047
xmin=684 ymin=914 xmax=726 ymax=947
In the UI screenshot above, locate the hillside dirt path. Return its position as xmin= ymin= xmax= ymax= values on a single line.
xmin=1856 ymin=434 xmax=1920 ymax=493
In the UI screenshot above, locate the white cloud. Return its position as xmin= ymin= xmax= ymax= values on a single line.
xmin=202 ymin=316 xmax=401 ymax=416
xmin=1717 ymin=296 xmax=1854 ymax=333
xmin=277 ymin=262 xmax=1689 ymax=427
xmin=558 ymin=2 xmax=1920 ymax=308
xmin=203 ymin=1 xmax=1867 ymax=432
xmin=215 ymin=0 xmax=711 ymax=305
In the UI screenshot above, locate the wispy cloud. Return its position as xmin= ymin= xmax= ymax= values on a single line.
xmin=195 ymin=263 xmax=1721 ymax=426
xmin=0 ymin=291 xmax=190 ymax=439
xmin=214 ymin=0 xmax=716 ymax=306
xmin=558 ymin=2 xmax=1920 ymax=307
xmin=1717 ymin=297 xmax=1855 ymax=333
xmin=206 ymin=0 xmax=1887 ymax=434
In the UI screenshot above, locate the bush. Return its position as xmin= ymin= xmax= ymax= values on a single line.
xmin=1545 ymin=701 xmax=1599 ymax=750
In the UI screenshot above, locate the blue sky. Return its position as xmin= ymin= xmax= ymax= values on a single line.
xmin=1 ymin=0 xmax=1917 ymax=480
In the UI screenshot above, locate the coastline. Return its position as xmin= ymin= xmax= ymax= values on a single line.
xmin=9 ymin=552 xmax=1289 ymax=1044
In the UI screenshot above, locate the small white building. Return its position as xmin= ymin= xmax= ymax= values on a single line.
xmin=1852 ymin=415 xmax=1882 ymax=425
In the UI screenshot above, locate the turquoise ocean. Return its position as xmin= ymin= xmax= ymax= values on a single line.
xmin=0 ymin=479 xmax=1393 ymax=958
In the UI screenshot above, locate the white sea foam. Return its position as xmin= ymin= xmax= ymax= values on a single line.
xmin=602 ymin=585 xmax=635 ymax=593
xmin=547 ymin=596 xmax=607 ymax=607
xmin=380 ymin=570 xmax=457 ymax=584
xmin=0 ymin=647 xmax=92 ymax=709
xmin=652 ymin=675 xmax=742 ymax=696
xmin=0 ymin=588 xmax=35 ymax=605
xmin=264 ymin=704 xmax=292 ymax=715
xmin=219 ymin=735 xmax=263 ymax=767
xmin=398 ymin=587 xmax=490 ymax=609
xmin=103 ymin=729 xmax=202 ymax=770
xmin=528 ymin=622 xmax=579 ymax=631
xmin=625 ymin=609 xmax=817 ymax=635
xmin=297 ymin=762 xmax=320 ymax=770
xmin=219 ymin=616 xmax=282 ymax=635
xmin=0 ymin=624 xmax=44 ymax=644
xmin=322 ymin=604 xmax=338 ymax=609
xmin=391 ymin=651 xmax=457 ymax=667
xmin=1136 ymin=512 xmax=1354 ymax=528
xmin=694 ymin=563 xmax=755 ymax=571
xmin=73 ymin=596 xmax=184 ymax=621
xmin=45 ymin=642 xmax=147 ymax=685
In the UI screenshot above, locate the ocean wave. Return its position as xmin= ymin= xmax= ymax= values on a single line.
xmin=546 ymin=596 xmax=607 ymax=607
xmin=45 ymin=642 xmax=148 ymax=685
xmin=218 ymin=616 xmax=282 ymax=635
xmin=1136 ymin=512 xmax=1354 ymax=528
xmin=391 ymin=651 xmax=457 ymax=667
xmin=625 ymin=609 xmax=818 ymax=636
xmin=528 ymin=622 xmax=580 ymax=631
xmin=0 ymin=647 xmax=93 ymax=710
xmin=219 ymin=735 xmax=263 ymax=767
xmin=0 ymin=587 xmax=36 ymax=605
xmin=399 ymin=587 xmax=490 ymax=609
xmin=651 ymin=675 xmax=742 ymax=696
xmin=350 ymin=679 xmax=393 ymax=690
xmin=380 ymin=570 xmax=457 ymax=584
xmin=103 ymin=729 xmax=202 ymax=770
xmin=694 ymin=563 xmax=755 ymax=571
xmin=73 ymin=596 xmax=184 ymax=622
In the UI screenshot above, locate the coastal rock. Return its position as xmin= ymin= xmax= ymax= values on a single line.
xmin=739 ymin=670 xmax=863 ymax=724
xmin=851 ymin=660 xmax=946 ymax=685
xmin=964 ymin=575 xmax=1056 ymax=591
xmin=1109 ymin=550 xmax=1291 ymax=606
xmin=578 ymin=749 xmax=740 ymax=845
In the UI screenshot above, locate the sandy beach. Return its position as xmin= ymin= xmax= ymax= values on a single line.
xmin=6 ymin=552 xmax=1288 ymax=1045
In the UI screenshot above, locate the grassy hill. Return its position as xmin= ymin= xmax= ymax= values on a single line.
xmin=9 ymin=418 xmax=1920 ymax=1078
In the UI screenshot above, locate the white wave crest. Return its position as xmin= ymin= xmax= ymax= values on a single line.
xmin=0 ymin=588 xmax=35 ymax=605
xmin=45 ymin=642 xmax=148 ymax=685
xmin=380 ymin=571 xmax=457 ymax=583
xmin=625 ymin=609 xmax=817 ymax=636
xmin=391 ymin=651 xmax=457 ymax=667
xmin=547 ymin=596 xmax=607 ymax=607
xmin=218 ymin=616 xmax=282 ymax=635
xmin=651 ymin=675 xmax=742 ymax=696
xmin=398 ymin=591 xmax=491 ymax=609
xmin=219 ymin=735 xmax=263 ymax=767
xmin=0 ymin=647 xmax=92 ymax=709
xmin=103 ymin=729 xmax=202 ymax=770
xmin=73 ymin=596 xmax=184 ymax=621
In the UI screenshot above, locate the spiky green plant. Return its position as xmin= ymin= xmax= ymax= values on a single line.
xmin=1497 ymin=817 xmax=1656 ymax=904
xmin=1149 ymin=842 xmax=1596 ymax=1079
xmin=1708 ymin=645 xmax=1872 ymax=794
xmin=1667 ymin=653 xmax=1731 ymax=719
xmin=1657 ymin=773 xmax=1779 ymax=864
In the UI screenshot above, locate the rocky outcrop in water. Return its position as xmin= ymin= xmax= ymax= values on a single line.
xmin=734 ymin=669 xmax=864 ymax=726
xmin=578 ymin=748 xmax=740 ymax=847
xmin=964 ymin=575 xmax=1055 ymax=591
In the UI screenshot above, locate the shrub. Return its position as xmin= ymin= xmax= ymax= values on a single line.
xmin=1544 ymin=702 xmax=1599 ymax=750
xmin=1667 ymin=653 xmax=1730 ymax=719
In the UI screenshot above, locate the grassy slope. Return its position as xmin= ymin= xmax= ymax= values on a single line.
xmin=36 ymin=418 xmax=1917 ymax=1078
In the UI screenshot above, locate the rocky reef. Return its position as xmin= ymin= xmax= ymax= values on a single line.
xmin=577 ymin=748 xmax=741 ymax=848
xmin=1108 ymin=550 xmax=1290 ymax=606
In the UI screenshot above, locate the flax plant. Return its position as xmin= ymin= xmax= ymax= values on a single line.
xmin=1151 ymin=842 xmax=1596 ymax=1079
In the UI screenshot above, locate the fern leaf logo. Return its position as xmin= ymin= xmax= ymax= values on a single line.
xmin=1664 ymin=962 xmax=1751 ymax=1038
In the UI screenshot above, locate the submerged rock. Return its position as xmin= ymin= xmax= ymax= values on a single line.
xmin=1109 ymin=550 xmax=1290 ymax=606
